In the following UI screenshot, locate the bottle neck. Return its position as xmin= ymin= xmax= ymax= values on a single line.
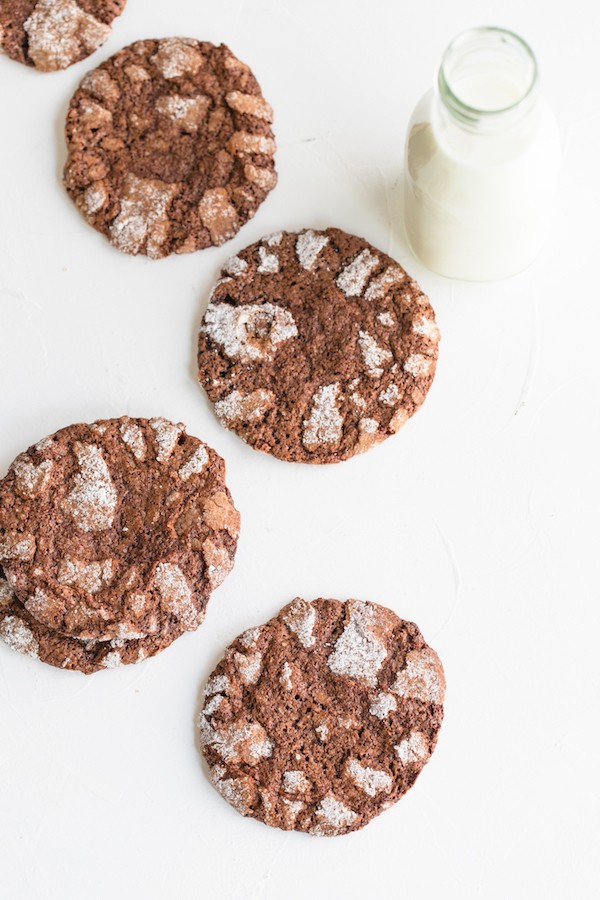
xmin=436 ymin=27 xmax=539 ymax=138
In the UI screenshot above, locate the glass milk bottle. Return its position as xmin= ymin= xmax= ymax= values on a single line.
xmin=404 ymin=27 xmax=560 ymax=281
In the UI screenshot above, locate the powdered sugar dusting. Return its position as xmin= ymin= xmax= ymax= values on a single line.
xmin=225 ymin=91 xmax=273 ymax=121
xmin=281 ymin=598 xmax=316 ymax=648
xmin=346 ymin=759 xmax=392 ymax=797
xmin=109 ymin=175 xmax=177 ymax=258
xmin=257 ymin=246 xmax=279 ymax=273
xmin=11 ymin=456 xmax=53 ymax=499
xmin=198 ymin=188 xmax=239 ymax=246
xmin=127 ymin=590 xmax=148 ymax=614
xmin=228 ymin=132 xmax=276 ymax=155
xmin=239 ymin=627 xmax=262 ymax=649
xmin=223 ymin=255 xmax=248 ymax=277
xmin=311 ymin=794 xmax=357 ymax=835
xmin=395 ymin=731 xmax=430 ymax=764
xmin=233 ymin=650 xmax=263 ymax=685
xmin=213 ymin=773 xmax=254 ymax=815
xmin=315 ymin=723 xmax=329 ymax=742
xmin=152 ymin=562 xmax=197 ymax=630
xmin=244 ymin=163 xmax=277 ymax=191
xmin=364 ymin=266 xmax=406 ymax=301
xmin=58 ymin=557 xmax=114 ymax=594
xmin=282 ymin=770 xmax=310 ymax=793
xmin=337 ymin=250 xmax=380 ymax=297
xmin=327 ymin=600 xmax=388 ymax=688
xmin=203 ymin=539 xmax=234 ymax=589
xmin=155 ymin=94 xmax=210 ymax=132
xmin=0 ymin=533 xmax=36 ymax=562
xmin=244 ymin=163 xmax=276 ymax=191
xmin=124 ymin=64 xmax=149 ymax=86
xmin=119 ymin=421 xmax=146 ymax=460
xmin=359 ymin=418 xmax=379 ymax=434
xmin=370 ymin=692 xmax=397 ymax=719
xmin=102 ymin=650 xmax=122 ymax=669
xmin=0 ymin=574 xmax=13 ymax=610
xmin=282 ymin=798 xmax=304 ymax=826
xmin=302 ymin=384 xmax=343 ymax=449
xmin=0 ymin=615 xmax=39 ymax=659
xmin=205 ymin=674 xmax=231 ymax=696
xmin=203 ymin=302 xmax=297 ymax=361
xmin=392 ymin=649 xmax=445 ymax=704
xmin=150 ymin=418 xmax=184 ymax=463
xmin=24 ymin=588 xmax=49 ymax=620
xmin=82 ymin=182 xmax=108 ymax=215
xmin=214 ymin=389 xmax=274 ymax=425
xmin=151 ymin=38 xmax=204 ymax=79
xmin=62 ymin=443 xmax=117 ymax=533
xmin=265 ymin=232 xmax=283 ymax=246
xmin=178 ymin=446 xmax=209 ymax=481
xmin=280 ymin=661 xmax=293 ymax=691
xmin=81 ymin=68 xmax=120 ymax=103
xmin=379 ymin=384 xmax=400 ymax=406
xmin=24 ymin=0 xmax=110 ymax=72
xmin=203 ymin=694 xmax=223 ymax=717
xmin=413 ymin=316 xmax=440 ymax=340
xmin=404 ymin=354 xmax=434 ymax=378
xmin=296 ymin=230 xmax=329 ymax=270
xmin=390 ymin=407 xmax=409 ymax=433
xmin=112 ymin=622 xmax=146 ymax=641
xmin=358 ymin=331 xmax=393 ymax=378
xmin=201 ymin=719 xmax=273 ymax=766
xmin=377 ymin=311 xmax=395 ymax=326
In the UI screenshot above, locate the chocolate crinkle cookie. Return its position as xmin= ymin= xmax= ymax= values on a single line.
xmin=0 ymin=417 xmax=240 ymax=662
xmin=199 ymin=598 xmax=445 ymax=835
xmin=197 ymin=228 xmax=440 ymax=463
xmin=0 ymin=0 xmax=126 ymax=71
xmin=63 ymin=38 xmax=277 ymax=257
xmin=0 ymin=566 xmax=190 ymax=673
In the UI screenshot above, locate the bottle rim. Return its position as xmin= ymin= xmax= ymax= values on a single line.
xmin=438 ymin=27 xmax=539 ymax=128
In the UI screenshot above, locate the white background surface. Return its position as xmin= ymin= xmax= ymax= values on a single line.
xmin=1 ymin=1 xmax=599 ymax=897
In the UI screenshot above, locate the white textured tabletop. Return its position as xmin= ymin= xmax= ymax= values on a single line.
xmin=1 ymin=1 xmax=599 ymax=897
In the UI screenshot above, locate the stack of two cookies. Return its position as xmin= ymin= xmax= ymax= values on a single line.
xmin=0 ymin=416 xmax=239 ymax=673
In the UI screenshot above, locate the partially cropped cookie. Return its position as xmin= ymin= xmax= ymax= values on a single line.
xmin=63 ymin=38 xmax=277 ymax=257
xmin=0 ymin=0 xmax=126 ymax=71
xmin=197 ymin=229 xmax=439 ymax=463
xmin=0 ymin=567 xmax=188 ymax=673
xmin=0 ymin=417 xmax=240 ymax=641
xmin=199 ymin=598 xmax=445 ymax=835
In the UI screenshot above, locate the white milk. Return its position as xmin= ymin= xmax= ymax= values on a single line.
xmin=404 ymin=28 xmax=560 ymax=281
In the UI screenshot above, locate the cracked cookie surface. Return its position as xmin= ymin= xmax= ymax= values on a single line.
xmin=199 ymin=598 xmax=445 ymax=835
xmin=63 ymin=38 xmax=277 ymax=257
xmin=0 ymin=0 xmax=126 ymax=71
xmin=0 ymin=566 xmax=188 ymax=673
xmin=0 ymin=417 xmax=239 ymax=641
xmin=197 ymin=228 xmax=439 ymax=463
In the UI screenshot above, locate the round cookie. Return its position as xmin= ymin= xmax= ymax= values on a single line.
xmin=197 ymin=228 xmax=440 ymax=463
xmin=0 ymin=0 xmax=126 ymax=72
xmin=63 ymin=38 xmax=277 ymax=258
xmin=199 ymin=598 xmax=445 ymax=835
xmin=0 ymin=417 xmax=240 ymax=641
xmin=0 ymin=568 xmax=187 ymax=673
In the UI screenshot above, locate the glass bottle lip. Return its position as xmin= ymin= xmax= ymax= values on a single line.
xmin=437 ymin=26 xmax=539 ymax=129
